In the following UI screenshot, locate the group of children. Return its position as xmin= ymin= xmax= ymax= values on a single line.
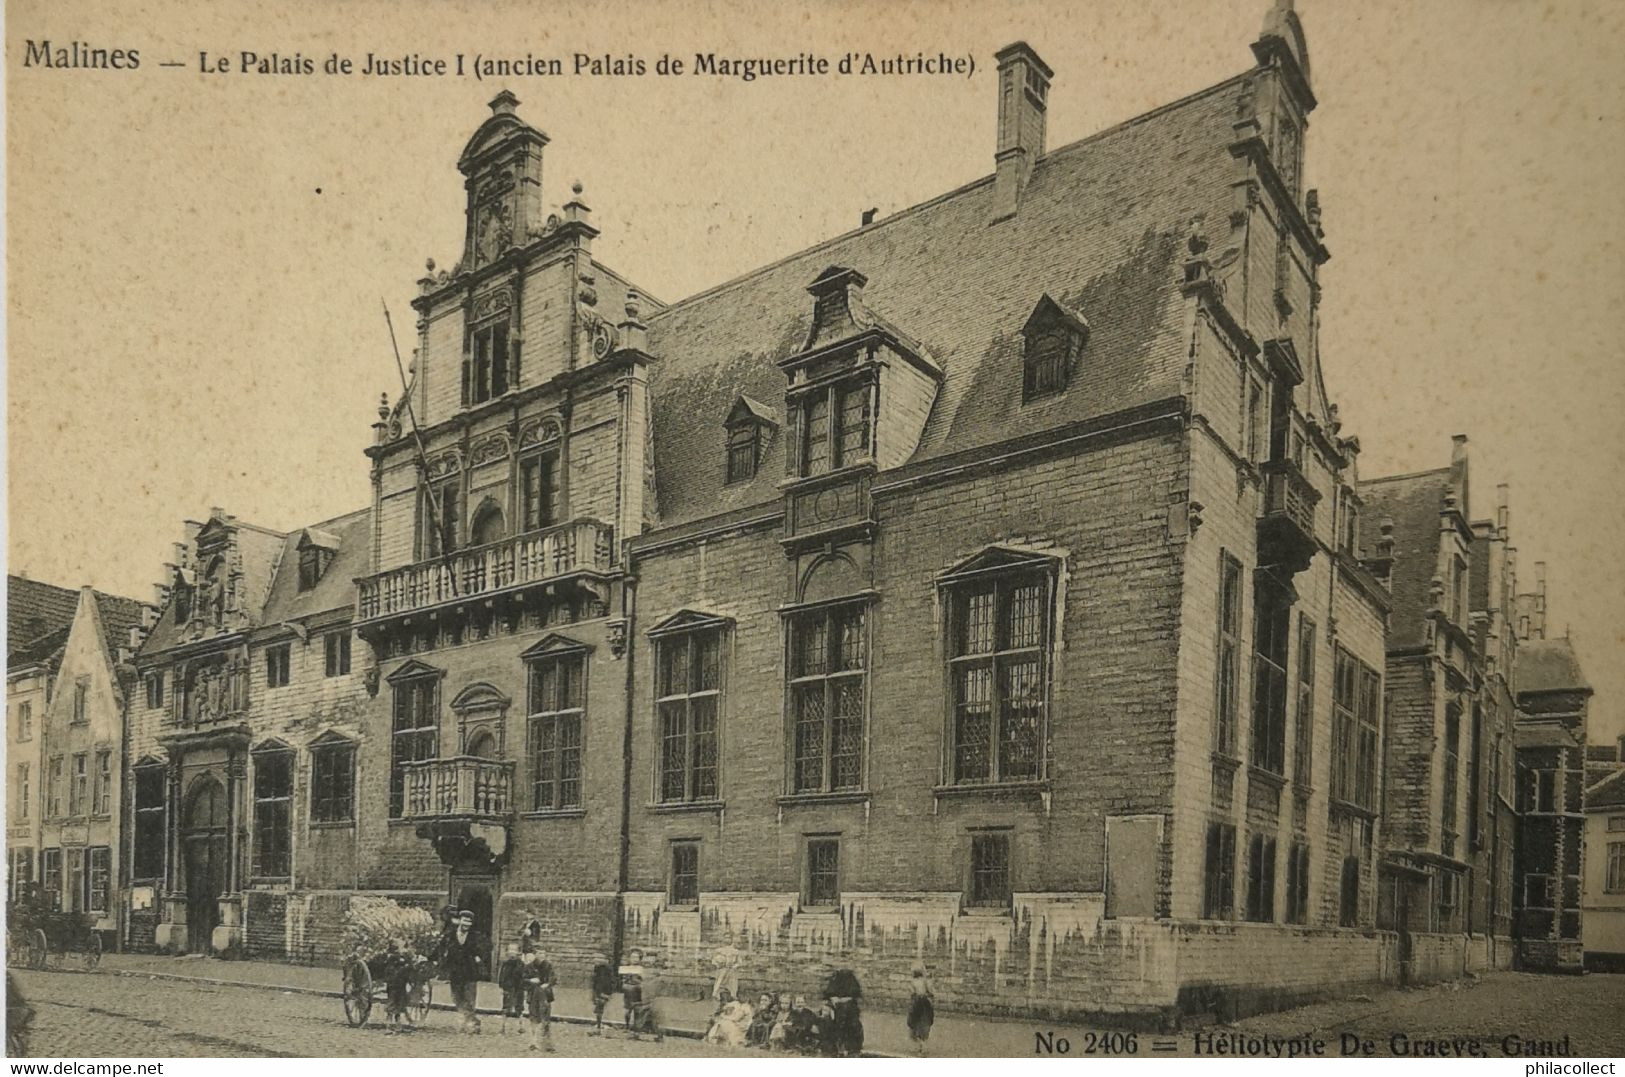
xmin=495 ymin=942 xmax=558 ymax=1051
xmin=699 ymin=961 xmax=935 ymax=1057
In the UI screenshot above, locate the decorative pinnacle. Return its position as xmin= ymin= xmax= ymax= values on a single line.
xmin=426 ymin=257 xmax=436 ymax=273
xmin=489 ymin=90 xmax=520 ymax=115
xmin=571 ymin=180 xmax=584 ymax=198
xmin=625 ymin=290 xmax=642 ymax=321
xmin=378 ymin=393 xmax=390 ymax=421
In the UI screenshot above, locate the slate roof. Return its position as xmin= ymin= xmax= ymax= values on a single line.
xmin=1358 ymin=467 xmax=1454 ymax=649
xmin=141 ymin=510 xmax=369 ymax=656
xmin=261 ymin=508 xmax=372 ymax=625
xmin=92 ymin=591 xmax=150 ymax=669
xmin=1587 ymin=767 xmax=1625 ymax=811
xmin=1516 ymin=637 xmax=1591 ymax=697
xmin=7 ymin=576 xmax=147 ymax=673
xmin=644 ymin=71 xmax=1253 ymax=528
xmin=7 ymin=576 xmax=80 ymax=666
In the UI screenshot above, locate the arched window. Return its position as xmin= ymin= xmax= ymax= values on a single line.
xmin=470 ymin=499 xmax=506 ymax=547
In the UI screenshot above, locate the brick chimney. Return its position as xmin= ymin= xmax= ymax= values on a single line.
xmin=989 ymin=42 xmax=1053 ymax=223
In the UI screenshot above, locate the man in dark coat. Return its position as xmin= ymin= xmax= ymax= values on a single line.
xmin=438 ymin=909 xmax=489 ymax=1033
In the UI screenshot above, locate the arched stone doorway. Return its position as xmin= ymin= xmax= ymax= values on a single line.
xmin=465 ymin=728 xmax=499 ymax=759
xmin=183 ymin=775 xmax=228 ymax=953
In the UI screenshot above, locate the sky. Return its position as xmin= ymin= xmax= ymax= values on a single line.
xmin=7 ymin=0 xmax=1623 ymax=740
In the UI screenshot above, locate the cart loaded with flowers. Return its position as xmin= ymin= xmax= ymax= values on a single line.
xmin=338 ymin=898 xmax=441 ymax=1027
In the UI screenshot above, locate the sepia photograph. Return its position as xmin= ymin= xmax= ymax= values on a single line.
xmin=4 ymin=0 xmax=1624 ymax=1064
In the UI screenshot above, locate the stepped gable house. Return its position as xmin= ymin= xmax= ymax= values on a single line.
xmin=128 ymin=3 xmax=1423 ymax=1021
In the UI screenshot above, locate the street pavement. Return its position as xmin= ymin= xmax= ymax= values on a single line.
xmin=7 ymin=955 xmax=1624 ymax=1059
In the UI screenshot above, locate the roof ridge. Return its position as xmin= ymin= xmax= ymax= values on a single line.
xmin=645 ymin=69 xmax=1254 ymax=322
xmin=1361 ymin=465 xmax=1452 ymax=488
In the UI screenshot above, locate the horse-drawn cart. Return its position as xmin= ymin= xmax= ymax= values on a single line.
xmin=6 ymin=890 xmax=102 ymax=971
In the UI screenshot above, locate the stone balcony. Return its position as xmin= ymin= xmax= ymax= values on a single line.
xmin=1258 ymin=459 xmax=1319 ymax=575
xmin=402 ymin=756 xmax=515 ymax=871
xmin=355 ymin=519 xmax=615 ymax=632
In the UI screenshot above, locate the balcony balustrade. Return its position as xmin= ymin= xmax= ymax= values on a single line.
xmin=401 ymin=756 xmax=514 ymax=820
xmin=1258 ymin=459 xmax=1320 ymax=574
xmin=357 ymin=519 xmax=613 ymax=621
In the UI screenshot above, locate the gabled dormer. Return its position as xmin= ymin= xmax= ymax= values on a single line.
xmin=1020 ymin=294 xmax=1089 ymax=402
xmin=779 ymin=266 xmax=940 ymax=481
xmin=296 ymin=528 xmax=339 ymax=592
xmin=723 ymin=395 xmax=778 ymax=484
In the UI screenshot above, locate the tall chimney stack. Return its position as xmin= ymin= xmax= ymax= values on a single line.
xmin=990 ymin=42 xmax=1053 ymax=223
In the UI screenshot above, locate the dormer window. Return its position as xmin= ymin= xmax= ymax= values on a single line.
xmin=797 ymin=380 xmax=871 ymax=477
xmin=723 ymin=395 xmax=777 ymax=485
xmin=727 ymin=425 xmax=759 ymax=483
xmin=1021 ymin=295 xmax=1088 ymax=403
xmin=298 ymin=547 xmax=332 ymax=591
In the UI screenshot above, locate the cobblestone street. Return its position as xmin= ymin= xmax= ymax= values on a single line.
xmin=9 ymin=961 xmax=1625 ymax=1059
xmin=7 ymin=968 xmax=751 ymax=1059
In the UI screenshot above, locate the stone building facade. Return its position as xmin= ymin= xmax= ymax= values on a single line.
xmin=114 ymin=3 xmax=1499 ymax=1023
xmin=1359 ymin=442 xmax=1520 ymax=976
xmin=1511 ymin=618 xmax=1592 ymax=971
xmin=7 ymin=577 xmax=81 ymax=904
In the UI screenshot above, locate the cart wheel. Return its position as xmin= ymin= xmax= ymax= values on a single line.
xmin=85 ymin=933 xmax=103 ymax=971
xmin=342 ymin=961 xmax=373 ymax=1027
xmin=28 ymin=929 xmax=47 ymax=971
xmin=412 ymin=980 xmax=432 ymax=1024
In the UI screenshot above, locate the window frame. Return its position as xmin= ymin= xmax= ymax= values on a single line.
xmin=1215 ymin=553 xmax=1244 ymax=755
xmin=1250 ymin=575 xmax=1292 ymax=776
xmin=389 ymin=671 xmax=441 ymax=819
xmin=1245 ymin=831 xmax=1278 ymax=923
xmin=40 ymin=849 xmax=63 ymax=909
xmin=87 ymin=846 xmax=110 ymax=915
xmin=1293 ymin=616 xmax=1316 ymax=786
xmin=724 ymin=422 xmax=761 ymax=484
xmin=324 ymin=631 xmax=352 ymax=678
xmin=668 ymin=839 xmax=700 ymax=909
xmin=1330 ymin=647 xmax=1380 ymax=810
xmin=250 ymin=745 xmax=294 ymax=880
xmin=803 ymin=836 xmax=841 ymax=911
xmin=1339 ymin=855 xmax=1361 ymax=927
xmin=966 ymin=830 xmax=1013 ymax=911
xmin=16 ymin=763 xmax=30 ymax=822
xmin=1605 ymin=842 xmax=1625 ymax=895
xmin=793 ymin=375 xmax=873 ymax=478
xmin=1284 ymin=841 xmax=1311 ymax=924
xmin=18 ymin=700 xmax=33 ymax=741
xmin=468 ymin=315 xmax=511 ymax=405
xmin=46 ymin=756 xmax=63 ymax=819
xmin=655 ymin=626 xmax=723 ymax=805
xmin=71 ymin=680 xmax=88 ymax=725
xmin=309 ymin=736 xmax=357 ymax=825
xmin=94 ymin=749 xmax=112 ymax=816
xmin=1022 ymin=325 xmax=1076 ymax=402
xmin=132 ymin=763 xmax=167 ymax=881
xmin=526 ymin=650 xmax=586 ymax=813
xmin=943 ymin=565 xmax=1055 ymax=786
xmin=519 ymin=447 xmax=562 ymax=533
xmin=1203 ymin=821 xmax=1237 ymax=920
xmin=786 ymin=600 xmax=869 ymax=795
xmin=265 ymin=643 xmax=291 ymax=689
xmin=70 ymin=753 xmax=89 ymax=817
xmin=145 ymin=673 xmax=164 ymax=710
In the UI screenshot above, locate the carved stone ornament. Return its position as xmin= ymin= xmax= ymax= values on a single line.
xmin=519 ymin=417 xmax=563 ymax=448
xmin=470 ymin=433 xmax=510 ymax=466
xmin=429 ymin=451 xmax=462 ymax=478
xmin=591 ymin=321 xmax=616 ymax=360
xmin=477 ymin=197 xmax=514 ymax=264
xmin=473 ymin=286 xmax=513 ymax=322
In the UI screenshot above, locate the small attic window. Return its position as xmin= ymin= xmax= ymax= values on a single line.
xmin=1021 ymin=295 xmax=1089 ymax=403
xmin=723 ymin=395 xmax=778 ymax=485
xmin=298 ymin=546 xmax=334 ymax=592
xmin=727 ymin=425 xmax=759 ymax=484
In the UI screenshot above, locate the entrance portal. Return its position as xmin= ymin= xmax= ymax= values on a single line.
xmin=183 ymin=776 xmax=228 ymax=953
xmin=453 ymin=881 xmax=495 ymax=980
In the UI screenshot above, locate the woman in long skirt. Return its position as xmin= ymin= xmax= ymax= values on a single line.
xmin=906 ymin=962 xmax=935 ymax=1056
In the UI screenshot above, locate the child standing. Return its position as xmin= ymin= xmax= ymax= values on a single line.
xmin=522 ymin=946 xmax=556 ymax=1053
xmin=588 ymin=952 xmax=616 ymax=1036
xmin=619 ymin=948 xmax=646 ymax=1037
xmin=382 ymin=938 xmax=413 ymax=1033
xmin=907 ymin=962 xmax=935 ymax=1056
xmin=497 ymin=943 xmax=525 ymax=1035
